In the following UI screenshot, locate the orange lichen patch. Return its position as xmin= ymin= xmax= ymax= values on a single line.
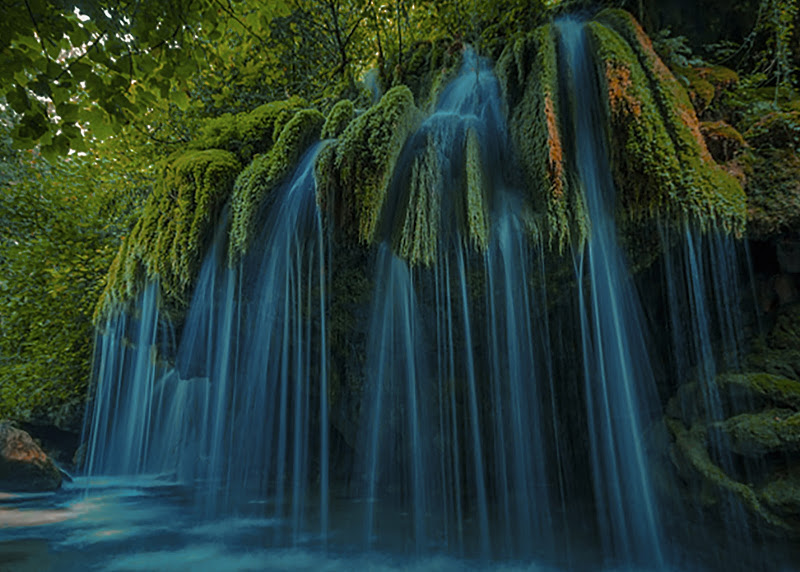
xmin=2 ymin=435 xmax=47 ymax=463
xmin=598 ymin=9 xmax=714 ymax=164
xmin=545 ymin=94 xmax=565 ymax=198
xmin=605 ymin=62 xmax=642 ymax=117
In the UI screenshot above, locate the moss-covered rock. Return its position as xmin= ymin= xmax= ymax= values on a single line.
xmin=715 ymin=409 xmax=800 ymax=457
xmin=393 ymin=134 xmax=441 ymax=266
xmin=465 ymin=127 xmax=490 ymax=251
xmin=760 ymin=471 xmax=800 ymax=522
xmin=228 ymin=109 xmax=325 ymax=265
xmin=192 ymin=97 xmax=307 ymax=163
xmin=673 ymin=64 xmax=739 ymax=117
xmin=315 ymin=86 xmax=422 ymax=245
xmin=497 ymin=24 xmax=578 ymax=250
xmin=392 ymin=39 xmax=463 ymax=110
xmin=667 ymin=418 xmax=791 ymax=530
xmin=321 ymin=99 xmax=356 ymax=140
xmin=744 ymin=110 xmax=800 ymax=150
xmin=700 ymin=120 xmax=747 ymax=163
xmin=589 ymin=9 xmax=746 ymax=235
xmin=96 ymin=149 xmax=241 ymax=322
xmin=666 ymin=301 xmax=800 ymax=536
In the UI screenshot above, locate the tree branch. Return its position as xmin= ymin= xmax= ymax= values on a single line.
xmin=24 ymin=0 xmax=52 ymax=63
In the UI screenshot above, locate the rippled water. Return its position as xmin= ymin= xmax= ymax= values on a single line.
xmin=0 ymin=477 xmax=677 ymax=572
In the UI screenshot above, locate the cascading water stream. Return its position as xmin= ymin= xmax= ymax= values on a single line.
xmin=84 ymin=143 xmax=329 ymax=542
xmin=558 ymin=18 xmax=664 ymax=565
xmin=17 ymin=18 xmax=791 ymax=572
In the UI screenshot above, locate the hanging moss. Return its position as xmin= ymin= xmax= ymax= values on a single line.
xmin=497 ymin=24 xmax=580 ymax=251
xmin=96 ymin=150 xmax=241 ymax=323
xmin=465 ymin=127 xmax=490 ymax=251
xmin=316 ymin=86 xmax=422 ymax=244
xmin=321 ymin=99 xmax=356 ymax=140
xmin=192 ymin=96 xmax=307 ymax=163
xmin=590 ymin=10 xmax=746 ymax=235
xmin=393 ymin=135 xmax=441 ymax=266
xmin=228 ymin=109 xmax=325 ymax=265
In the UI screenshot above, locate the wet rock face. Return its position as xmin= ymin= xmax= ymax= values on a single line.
xmin=0 ymin=421 xmax=61 ymax=492
xmin=666 ymin=304 xmax=800 ymax=535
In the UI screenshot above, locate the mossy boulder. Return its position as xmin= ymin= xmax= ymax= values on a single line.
xmin=716 ymin=409 xmax=800 ymax=457
xmin=700 ymin=120 xmax=747 ymax=163
xmin=589 ymin=9 xmax=746 ymax=235
xmin=97 ymin=149 xmax=241 ymax=322
xmin=392 ymin=39 xmax=463 ymax=109
xmin=497 ymin=23 xmax=578 ymax=250
xmin=0 ymin=421 xmax=61 ymax=492
xmin=673 ymin=64 xmax=739 ymax=117
xmin=666 ymin=303 xmax=800 ymax=536
xmin=743 ymin=110 xmax=800 ymax=150
xmin=746 ymin=149 xmax=800 ymax=240
xmin=315 ymin=86 xmax=422 ymax=244
xmin=229 ymin=109 xmax=325 ymax=264
xmin=321 ymin=100 xmax=356 ymax=140
xmin=192 ymin=97 xmax=307 ymax=163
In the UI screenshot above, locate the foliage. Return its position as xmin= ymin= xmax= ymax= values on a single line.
xmin=0 ymin=117 xmax=138 ymax=429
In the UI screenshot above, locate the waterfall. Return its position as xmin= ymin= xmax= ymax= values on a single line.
xmin=558 ymin=18 xmax=664 ymax=565
xmin=86 ymin=144 xmax=329 ymax=540
xmin=73 ymin=18 xmax=773 ymax=572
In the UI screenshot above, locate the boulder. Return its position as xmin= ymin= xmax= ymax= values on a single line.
xmin=0 ymin=421 xmax=61 ymax=492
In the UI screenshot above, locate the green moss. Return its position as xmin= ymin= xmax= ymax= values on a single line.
xmin=744 ymin=111 xmax=800 ymax=150
xmin=192 ymin=96 xmax=306 ymax=163
xmin=716 ymin=409 xmax=800 ymax=456
xmin=228 ymin=109 xmax=325 ymax=265
xmin=321 ymin=99 xmax=355 ymax=140
xmin=700 ymin=120 xmax=747 ymax=162
xmin=667 ymin=418 xmax=791 ymax=529
xmin=673 ymin=65 xmax=738 ymax=116
xmin=315 ymin=86 xmax=421 ymax=244
xmin=717 ymin=372 xmax=800 ymax=410
xmin=768 ymin=304 xmax=800 ymax=350
xmin=96 ymin=150 xmax=241 ymax=323
xmin=393 ymin=134 xmax=441 ymax=266
xmin=465 ymin=127 xmax=490 ymax=251
xmin=591 ymin=9 xmax=746 ymax=235
xmin=497 ymin=24 xmax=579 ymax=251
xmin=760 ymin=473 xmax=800 ymax=519
xmin=393 ymin=39 xmax=462 ymax=109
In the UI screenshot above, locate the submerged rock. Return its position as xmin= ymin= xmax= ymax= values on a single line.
xmin=0 ymin=421 xmax=61 ymax=492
